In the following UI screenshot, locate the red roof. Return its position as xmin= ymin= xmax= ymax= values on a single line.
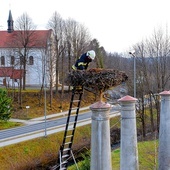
xmin=11 ymin=69 xmax=24 ymax=79
xmin=0 ymin=29 xmax=52 ymax=48
xmin=0 ymin=67 xmax=23 ymax=79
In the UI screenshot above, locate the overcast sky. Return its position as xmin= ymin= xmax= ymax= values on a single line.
xmin=0 ymin=0 xmax=170 ymax=53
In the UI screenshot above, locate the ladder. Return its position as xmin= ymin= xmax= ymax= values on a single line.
xmin=55 ymin=86 xmax=83 ymax=170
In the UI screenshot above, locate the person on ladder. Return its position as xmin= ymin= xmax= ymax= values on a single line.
xmin=72 ymin=50 xmax=96 ymax=91
xmin=72 ymin=50 xmax=96 ymax=70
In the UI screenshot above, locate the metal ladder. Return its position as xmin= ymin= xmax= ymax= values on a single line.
xmin=55 ymin=86 xmax=83 ymax=170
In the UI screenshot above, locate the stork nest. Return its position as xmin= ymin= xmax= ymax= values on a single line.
xmin=66 ymin=68 xmax=128 ymax=94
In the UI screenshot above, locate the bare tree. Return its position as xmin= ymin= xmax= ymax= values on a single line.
xmin=132 ymin=26 xmax=170 ymax=133
xmin=89 ymin=39 xmax=105 ymax=68
xmin=59 ymin=47 xmax=65 ymax=111
xmin=36 ymin=49 xmax=46 ymax=106
xmin=47 ymin=12 xmax=65 ymax=96
xmin=146 ymin=27 xmax=170 ymax=92
xmin=14 ymin=13 xmax=36 ymax=90
xmin=62 ymin=17 xmax=92 ymax=91
xmin=141 ymin=28 xmax=170 ymax=132
xmin=47 ymin=40 xmax=57 ymax=108
xmin=64 ymin=18 xmax=91 ymax=62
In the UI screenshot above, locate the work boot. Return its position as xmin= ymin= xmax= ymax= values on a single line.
xmin=75 ymin=86 xmax=83 ymax=91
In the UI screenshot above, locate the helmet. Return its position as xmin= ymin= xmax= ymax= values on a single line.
xmin=87 ymin=50 xmax=96 ymax=60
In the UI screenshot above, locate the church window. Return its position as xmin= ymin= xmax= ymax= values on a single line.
xmin=11 ymin=56 xmax=15 ymax=65
xmin=29 ymin=56 xmax=34 ymax=65
xmin=1 ymin=56 xmax=5 ymax=65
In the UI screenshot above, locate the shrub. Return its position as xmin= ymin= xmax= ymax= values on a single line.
xmin=78 ymin=152 xmax=90 ymax=170
xmin=0 ymin=88 xmax=13 ymax=121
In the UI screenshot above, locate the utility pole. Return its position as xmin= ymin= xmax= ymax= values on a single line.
xmin=129 ymin=51 xmax=136 ymax=98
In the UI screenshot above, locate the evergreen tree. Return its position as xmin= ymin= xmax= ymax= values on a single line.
xmin=0 ymin=89 xmax=13 ymax=121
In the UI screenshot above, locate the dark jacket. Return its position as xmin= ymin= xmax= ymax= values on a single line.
xmin=72 ymin=52 xmax=92 ymax=70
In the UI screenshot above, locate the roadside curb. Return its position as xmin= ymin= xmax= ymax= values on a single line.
xmin=10 ymin=106 xmax=90 ymax=125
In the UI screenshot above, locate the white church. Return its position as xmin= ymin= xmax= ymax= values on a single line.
xmin=0 ymin=10 xmax=55 ymax=88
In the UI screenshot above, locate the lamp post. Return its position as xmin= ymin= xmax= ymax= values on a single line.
xmin=44 ymin=54 xmax=47 ymax=137
xmin=129 ymin=51 xmax=136 ymax=98
xmin=44 ymin=42 xmax=51 ymax=137
xmin=44 ymin=40 xmax=52 ymax=137
xmin=44 ymin=82 xmax=47 ymax=137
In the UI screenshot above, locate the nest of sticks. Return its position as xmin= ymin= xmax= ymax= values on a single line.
xmin=66 ymin=68 xmax=128 ymax=98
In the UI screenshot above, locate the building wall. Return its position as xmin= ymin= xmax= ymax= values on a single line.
xmin=0 ymin=47 xmax=55 ymax=87
xmin=0 ymin=29 xmax=56 ymax=88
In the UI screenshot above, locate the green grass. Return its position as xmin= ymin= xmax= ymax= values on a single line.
xmin=111 ymin=140 xmax=158 ymax=170
xmin=0 ymin=121 xmax=23 ymax=130
xmin=138 ymin=140 xmax=158 ymax=170
xmin=0 ymin=105 xmax=158 ymax=169
xmin=5 ymin=88 xmax=40 ymax=93
xmin=0 ymin=118 xmax=159 ymax=170
xmin=68 ymin=140 xmax=159 ymax=170
xmin=0 ymin=124 xmax=91 ymax=170
xmin=0 ymin=134 xmax=62 ymax=170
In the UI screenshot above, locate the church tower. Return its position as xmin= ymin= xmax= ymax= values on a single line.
xmin=7 ymin=10 xmax=14 ymax=33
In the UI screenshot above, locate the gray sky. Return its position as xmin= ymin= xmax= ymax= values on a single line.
xmin=0 ymin=0 xmax=170 ymax=53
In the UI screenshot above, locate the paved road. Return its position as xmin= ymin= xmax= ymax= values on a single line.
xmin=0 ymin=105 xmax=121 ymax=147
xmin=0 ymin=112 xmax=92 ymax=140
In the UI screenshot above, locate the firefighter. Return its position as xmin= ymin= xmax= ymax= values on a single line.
xmin=72 ymin=50 xmax=96 ymax=70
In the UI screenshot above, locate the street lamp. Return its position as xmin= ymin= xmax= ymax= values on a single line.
xmin=44 ymin=43 xmax=50 ymax=137
xmin=44 ymin=59 xmax=47 ymax=137
xmin=129 ymin=50 xmax=136 ymax=98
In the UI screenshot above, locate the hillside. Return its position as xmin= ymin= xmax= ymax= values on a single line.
xmin=10 ymin=89 xmax=97 ymax=120
xmin=0 ymin=87 xmax=160 ymax=169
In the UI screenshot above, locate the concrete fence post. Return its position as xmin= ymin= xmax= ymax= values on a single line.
xmin=90 ymin=101 xmax=112 ymax=170
xmin=158 ymin=91 xmax=170 ymax=170
xmin=118 ymin=95 xmax=139 ymax=170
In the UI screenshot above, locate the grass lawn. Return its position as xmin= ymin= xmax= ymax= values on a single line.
xmin=0 ymin=88 xmax=159 ymax=169
xmin=0 ymin=116 xmax=159 ymax=170
xmin=0 ymin=121 xmax=23 ymax=130
xmin=68 ymin=140 xmax=159 ymax=170
xmin=0 ymin=124 xmax=91 ymax=170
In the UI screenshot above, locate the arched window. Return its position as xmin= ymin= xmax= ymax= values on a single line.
xmin=29 ymin=56 xmax=34 ymax=65
xmin=1 ymin=56 xmax=5 ymax=65
xmin=11 ymin=56 xmax=15 ymax=65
